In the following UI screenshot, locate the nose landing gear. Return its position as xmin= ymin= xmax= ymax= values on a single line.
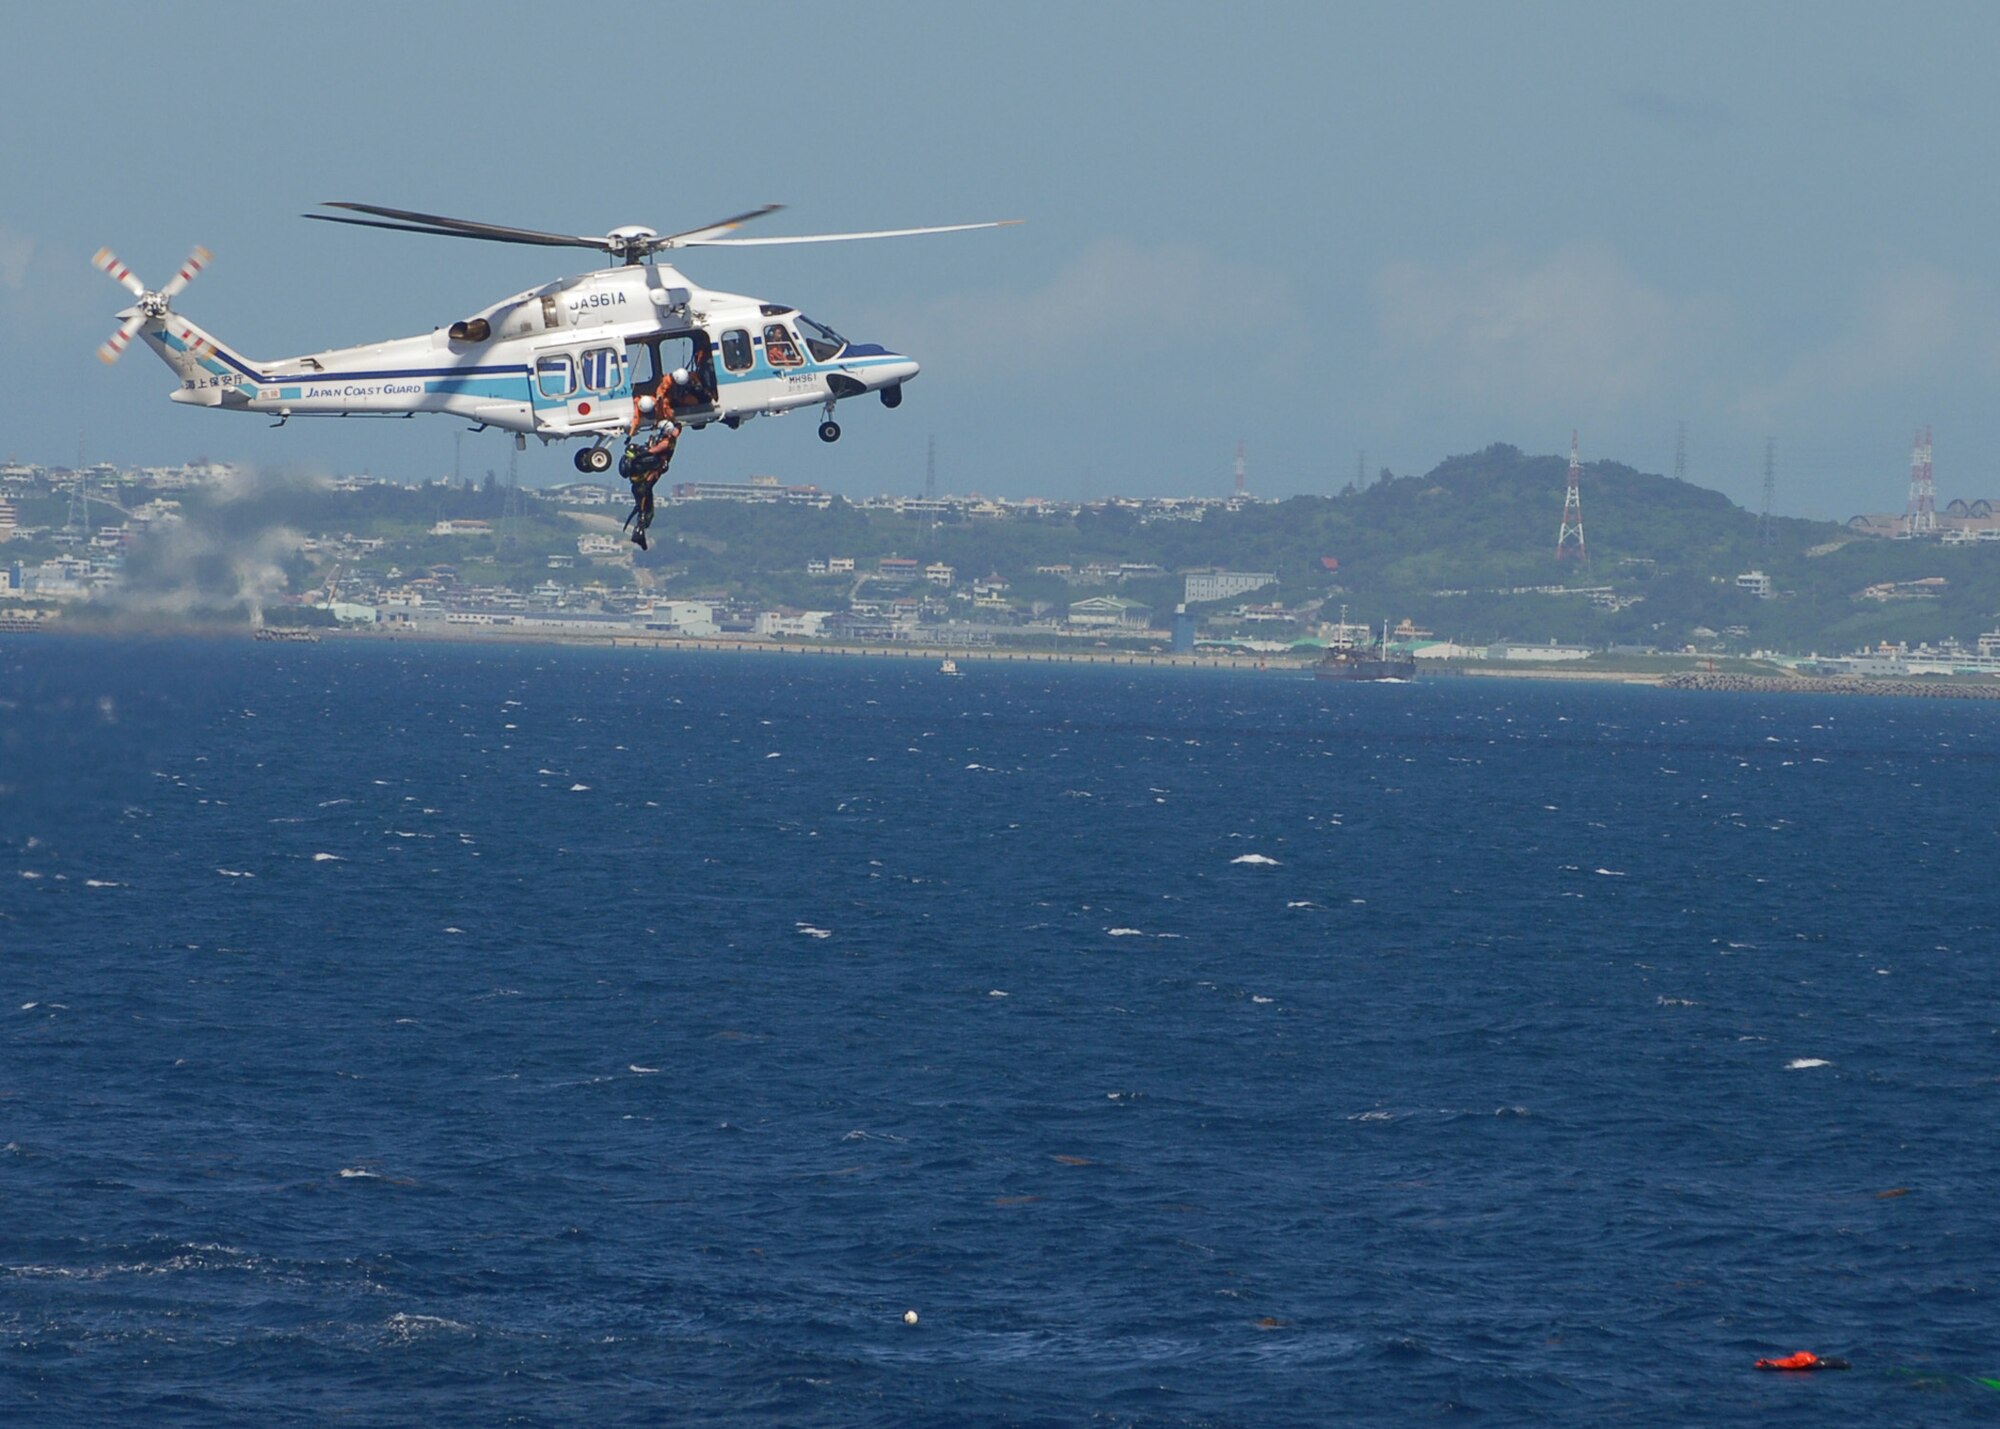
xmin=818 ymin=399 xmax=842 ymax=443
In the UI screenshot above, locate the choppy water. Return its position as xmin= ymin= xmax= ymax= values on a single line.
xmin=4 ymin=636 xmax=1998 ymax=1425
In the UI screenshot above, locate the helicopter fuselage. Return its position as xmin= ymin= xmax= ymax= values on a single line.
xmin=141 ymin=262 xmax=918 ymax=447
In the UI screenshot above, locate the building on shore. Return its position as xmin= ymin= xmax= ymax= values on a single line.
xmin=1184 ymin=569 xmax=1276 ymax=603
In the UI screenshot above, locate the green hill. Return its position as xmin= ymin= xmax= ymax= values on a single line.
xmin=645 ymin=443 xmax=2000 ymax=651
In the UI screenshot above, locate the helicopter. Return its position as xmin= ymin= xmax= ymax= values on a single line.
xmin=93 ymin=202 xmax=1016 ymax=474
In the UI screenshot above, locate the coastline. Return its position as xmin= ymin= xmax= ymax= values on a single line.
xmin=3 ymin=617 xmax=1561 ymax=678
xmin=20 ymin=621 xmax=2000 ymax=697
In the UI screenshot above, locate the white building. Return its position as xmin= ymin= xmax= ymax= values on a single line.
xmin=1184 ymin=569 xmax=1276 ymax=603
xmin=647 ymin=600 xmax=719 ymax=637
xmin=1068 ymin=595 xmax=1153 ymax=628
xmin=1487 ymin=641 xmax=1592 ymax=662
xmin=430 ymin=519 xmax=492 ymax=537
xmin=754 ymin=609 xmax=832 ymax=638
xmin=1735 ymin=570 xmax=1773 ymax=598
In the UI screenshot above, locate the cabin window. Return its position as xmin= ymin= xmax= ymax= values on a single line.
xmin=797 ymin=316 xmax=846 ymax=362
xmin=720 ymin=329 xmax=753 ymax=373
xmin=763 ymin=323 xmax=804 ymax=368
xmin=535 ymin=354 xmax=577 ymax=399
xmin=580 ymin=346 xmax=626 ymax=394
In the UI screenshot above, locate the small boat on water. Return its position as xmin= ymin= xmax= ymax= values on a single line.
xmin=938 ymin=657 xmax=963 ymax=676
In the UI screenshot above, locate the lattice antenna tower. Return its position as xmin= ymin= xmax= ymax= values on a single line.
xmin=499 ymin=440 xmax=522 ymax=553
xmin=1759 ymin=438 xmax=1776 ymax=546
xmin=1673 ymin=421 xmax=1687 ymax=484
xmin=1556 ymin=430 xmax=1587 ymax=561
xmin=1906 ymin=425 xmax=1936 ymax=535
xmin=67 ymin=429 xmax=89 ymax=537
xmin=1233 ymin=440 xmax=1247 ymax=498
xmin=925 ymin=435 xmax=936 ymax=501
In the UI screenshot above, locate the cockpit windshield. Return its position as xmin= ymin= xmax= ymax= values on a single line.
xmin=797 ymin=316 xmax=847 ymax=362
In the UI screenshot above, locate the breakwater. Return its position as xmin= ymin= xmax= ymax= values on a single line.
xmin=1661 ymin=671 xmax=2000 ymax=700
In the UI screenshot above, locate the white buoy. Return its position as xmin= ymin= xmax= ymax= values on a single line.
xmin=903 ymin=1309 xmax=919 ymax=1325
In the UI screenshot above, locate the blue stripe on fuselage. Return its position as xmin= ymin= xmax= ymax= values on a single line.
xmin=160 ymin=330 xmax=528 ymax=386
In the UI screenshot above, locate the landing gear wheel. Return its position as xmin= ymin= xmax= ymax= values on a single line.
xmin=585 ymin=446 xmax=613 ymax=474
xmin=573 ymin=448 xmax=595 ymax=474
xmin=818 ymin=420 xmax=842 ymax=443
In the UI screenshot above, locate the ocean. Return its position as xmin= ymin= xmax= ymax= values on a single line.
xmin=3 ymin=636 xmax=1997 ymax=1425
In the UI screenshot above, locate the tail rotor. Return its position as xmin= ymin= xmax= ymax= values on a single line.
xmin=92 ymin=245 xmax=211 ymax=364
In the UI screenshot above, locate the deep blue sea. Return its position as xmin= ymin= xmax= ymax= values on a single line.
xmin=4 ymin=636 xmax=1998 ymax=1425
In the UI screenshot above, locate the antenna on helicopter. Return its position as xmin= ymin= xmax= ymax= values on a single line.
xmin=304 ymin=202 xmax=1019 ymax=264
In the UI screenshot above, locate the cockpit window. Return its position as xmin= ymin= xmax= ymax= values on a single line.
xmin=763 ymin=323 xmax=804 ymax=368
xmin=797 ymin=316 xmax=846 ymax=362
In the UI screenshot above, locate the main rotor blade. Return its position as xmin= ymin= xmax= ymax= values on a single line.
xmin=647 ymin=205 xmax=786 ymax=249
xmin=305 ymin=213 xmax=603 ymax=250
xmin=312 ymin=202 xmax=611 ymax=250
xmin=676 ymin=219 xmax=1022 ymax=248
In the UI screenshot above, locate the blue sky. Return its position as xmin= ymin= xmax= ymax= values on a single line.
xmin=5 ymin=1 xmax=1998 ymax=518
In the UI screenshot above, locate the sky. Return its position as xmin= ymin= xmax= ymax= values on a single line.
xmin=5 ymin=1 xmax=2000 ymax=519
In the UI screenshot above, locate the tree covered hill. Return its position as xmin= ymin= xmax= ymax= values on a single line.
xmin=649 ymin=442 xmax=2000 ymax=650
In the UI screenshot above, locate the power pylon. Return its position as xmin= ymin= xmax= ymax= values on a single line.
xmin=1556 ymin=430 xmax=1587 ymax=562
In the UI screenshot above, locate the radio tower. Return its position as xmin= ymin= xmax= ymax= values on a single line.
xmin=499 ymin=441 xmax=522 ymax=554
xmin=1233 ymin=440 xmax=1247 ymax=499
xmin=925 ymin=435 xmax=937 ymax=501
xmin=1758 ymin=438 xmax=1776 ymax=546
xmin=1556 ymin=430 xmax=1587 ymax=561
xmin=1906 ymin=425 xmax=1936 ymax=536
xmin=1673 ymin=420 xmax=1687 ymax=484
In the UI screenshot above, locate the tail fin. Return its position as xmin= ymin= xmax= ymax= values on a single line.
xmin=144 ymin=316 xmax=263 ymax=404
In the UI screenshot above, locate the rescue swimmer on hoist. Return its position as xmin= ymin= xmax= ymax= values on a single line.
xmin=619 ymin=370 xmax=686 ymax=549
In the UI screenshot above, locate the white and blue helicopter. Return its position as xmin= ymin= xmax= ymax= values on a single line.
xmin=94 ymin=202 xmax=1015 ymax=474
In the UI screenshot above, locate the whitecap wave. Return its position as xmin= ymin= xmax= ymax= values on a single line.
xmin=85 ymin=879 xmax=122 ymax=888
xmin=628 ymin=1064 xmax=661 ymax=1075
xmin=1106 ymin=927 xmax=1146 ymax=937
xmin=215 ymin=869 xmax=254 ymax=878
xmin=795 ymin=924 xmax=832 ymax=939
xmin=569 ymin=783 xmax=590 ymax=792
xmin=311 ymin=853 xmax=343 ymax=862
xmin=1786 ymin=1058 xmax=1831 ymax=1070
xmin=1231 ymin=854 xmax=1280 ymax=866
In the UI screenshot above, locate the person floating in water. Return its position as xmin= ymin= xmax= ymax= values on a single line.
xmin=1755 ymin=1352 xmax=1850 ymax=1372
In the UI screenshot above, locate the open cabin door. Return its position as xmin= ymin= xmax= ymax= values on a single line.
xmin=625 ymin=331 xmax=721 ymax=425
xmin=528 ymin=338 xmax=633 ymax=436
